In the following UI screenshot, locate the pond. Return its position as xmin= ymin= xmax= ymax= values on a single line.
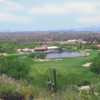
xmin=19 ymin=52 xmax=85 ymax=59
xmin=45 ymin=52 xmax=85 ymax=58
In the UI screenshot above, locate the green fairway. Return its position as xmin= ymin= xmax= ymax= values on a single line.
xmin=16 ymin=49 xmax=100 ymax=89
xmin=3 ymin=49 xmax=99 ymax=90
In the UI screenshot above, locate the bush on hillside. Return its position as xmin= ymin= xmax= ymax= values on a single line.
xmin=98 ymin=52 xmax=100 ymax=56
xmin=77 ymin=80 xmax=91 ymax=86
xmin=90 ymin=56 xmax=100 ymax=75
xmin=0 ymin=75 xmax=34 ymax=100
xmin=0 ymin=56 xmax=29 ymax=80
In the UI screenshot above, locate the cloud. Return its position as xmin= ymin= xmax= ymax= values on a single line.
xmin=77 ymin=14 xmax=100 ymax=23
xmin=29 ymin=2 xmax=100 ymax=15
xmin=29 ymin=4 xmax=69 ymax=14
xmin=0 ymin=0 xmax=23 ymax=11
xmin=64 ymin=2 xmax=100 ymax=14
xmin=0 ymin=12 xmax=30 ymax=23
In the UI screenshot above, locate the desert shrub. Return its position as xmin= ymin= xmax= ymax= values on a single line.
xmin=77 ymin=80 xmax=91 ymax=86
xmin=0 ymin=56 xmax=29 ymax=80
xmin=0 ymin=90 xmax=24 ymax=100
xmin=0 ymin=75 xmax=34 ymax=100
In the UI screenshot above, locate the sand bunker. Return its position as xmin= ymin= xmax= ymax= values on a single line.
xmin=82 ymin=62 xmax=92 ymax=67
xmin=86 ymin=53 xmax=90 ymax=56
xmin=97 ymin=50 xmax=100 ymax=51
xmin=85 ymin=49 xmax=92 ymax=51
xmin=34 ymin=59 xmax=49 ymax=62
xmin=80 ymin=51 xmax=90 ymax=56
xmin=33 ymin=59 xmax=62 ymax=62
xmin=53 ymin=59 xmax=62 ymax=61
xmin=2 ymin=53 xmax=8 ymax=56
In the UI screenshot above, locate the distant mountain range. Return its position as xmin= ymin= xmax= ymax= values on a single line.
xmin=1 ymin=26 xmax=100 ymax=32
xmin=68 ymin=26 xmax=100 ymax=31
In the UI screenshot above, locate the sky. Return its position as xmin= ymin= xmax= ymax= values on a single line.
xmin=0 ymin=0 xmax=100 ymax=31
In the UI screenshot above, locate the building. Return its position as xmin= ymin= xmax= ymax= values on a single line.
xmin=34 ymin=47 xmax=47 ymax=52
xmin=45 ymin=39 xmax=52 ymax=41
xmin=21 ymin=48 xmax=32 ymax=52
xmin=47 ymin=46 xmax=58 ymax=51
xmin=17 ymin=45 xmax=59 ymax=52
xmin=17 ymin=49 xmax=22 ymax=52
xmin=60 ymin=39 xmax=87 ymax=44
xmin=82 ymin=41 xmax=87 ymax=44
xmin=17 ymin=48 xmax=34 ymax=52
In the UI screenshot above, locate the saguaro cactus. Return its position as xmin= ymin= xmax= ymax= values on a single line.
xmin=47 ymin=78 xmax=52 ymax=90
xmin=47 ymin=68 xmax=57 ymax=93
xmin=53 ymin=68 xmax=56 ymax=93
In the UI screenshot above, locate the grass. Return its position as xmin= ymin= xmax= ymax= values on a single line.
xmin=8 ymin=52 xmax=28 ymax=56
xmin=15 ymin=50 xmax=99 ymax=90
xmin=0 ymin=74 xmax=34 ymax=100
xmin=6 ymin=50 xmax=99 ymax=74
xmin=1 ymin=49 xmax=100 ymax=99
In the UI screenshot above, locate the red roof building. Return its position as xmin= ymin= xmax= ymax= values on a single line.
xmin=45 ymin=39 xmax=52 ymax=41
xmin=34 ymin=47 xmax=47 ymax=52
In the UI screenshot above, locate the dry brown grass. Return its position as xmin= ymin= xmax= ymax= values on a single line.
xmin=0 ymin=74 xmax=34 ymax=100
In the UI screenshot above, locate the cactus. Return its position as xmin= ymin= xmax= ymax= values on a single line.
xmin=47 ymin=68 xmax=57 ymax=93
xmin=53 ymin=68 xmax=56 ymax=93
xmin=47 ymin=78 xmax=52 ymax=90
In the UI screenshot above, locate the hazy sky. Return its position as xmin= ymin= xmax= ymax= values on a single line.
xmin=0 ymin=0 xmax=100 ymax=31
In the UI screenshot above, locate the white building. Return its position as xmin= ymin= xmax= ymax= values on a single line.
xmin=47 ymin=46 xmax=58 ymax=51
xmin=22 ymin=48 xmax=32 ymax=52
xmin=17 ymin=49 xmax=21 ymax=52
xmin=17 ymin=48 xmax=34 ymax=52
xmin=82 ymin=41 xmax=87 ymax=44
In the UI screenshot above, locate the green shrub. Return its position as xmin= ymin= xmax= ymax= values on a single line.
xmin=0 ymin=56 xmax=29 ymax=80
xmin=90 ymin=57 xmax=100 ymax=75
xmin=77 ymin=80 xmax=91 ymax=86
xmin=37 ymin=53 xmax=46 ymax=59
xmin=28 ymin=53 xmax=37 ymax=58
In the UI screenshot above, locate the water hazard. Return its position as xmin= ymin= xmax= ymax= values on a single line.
xmin=19 ymin=52 xmax=85 ymax=59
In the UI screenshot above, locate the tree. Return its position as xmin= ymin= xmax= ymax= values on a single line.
xmin=37 ymin=53 xmax=46 ymax=59
xmin=76 ymin=44 xmax=82 ymax=49
xmin=28 ymin=53 xmax=37 ymax=58
xmin=58 ymin=44 xmax=63 ymax=51
xmin=0 ymin=55 xmax=5 ymax=65
xmin=97 ymin=37 xmax=100 ymax=44
xmin=14 ymin=48 xmax=17 ymax=51
xmin=66 ymin=46 xmax=72 ymax=50
xmin=58 ymin=47 xmax=63 ymax=51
